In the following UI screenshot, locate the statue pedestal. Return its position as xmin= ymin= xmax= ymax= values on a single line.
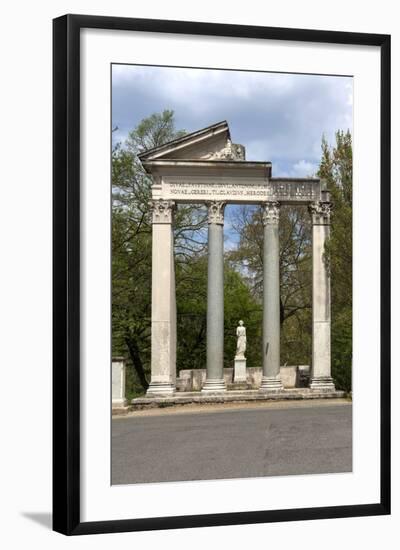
xmin=234 ymin=356 xmax=247 ymax=383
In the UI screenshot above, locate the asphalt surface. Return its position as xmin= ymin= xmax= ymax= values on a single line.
xmin=112 ymin=402 xmax=352 ymax=485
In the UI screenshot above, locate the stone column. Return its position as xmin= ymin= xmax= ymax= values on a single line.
xmin=309 ymin=198 xmax=335 ymax=391
xmin=147 ymin=200 xmax=176 ymax=395
xmin=112 ymin=357 xmax=128 ymax=408
xmin=260 ymin=202 xmax=283 ymax=391
xmin=202 ymin=201 xmax=226 ymax=393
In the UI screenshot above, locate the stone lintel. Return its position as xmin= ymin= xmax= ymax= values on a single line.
xmin=151 ymin=176 xmax=321 ymax=205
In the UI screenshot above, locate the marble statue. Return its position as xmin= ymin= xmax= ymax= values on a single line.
xmin=236 ymin=320 xmax=247 ymax=358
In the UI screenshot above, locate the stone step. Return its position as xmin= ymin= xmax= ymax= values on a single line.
xmin=130 ymin=389 xmax=348 ymax=410
xmin=227 ymin=382 xmax=251 ymax=391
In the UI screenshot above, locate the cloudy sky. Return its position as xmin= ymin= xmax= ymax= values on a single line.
xmin=112 ymin=63 xmax=353 ymax=178
xmin=112 ymin=64 xmax=352 ymax=248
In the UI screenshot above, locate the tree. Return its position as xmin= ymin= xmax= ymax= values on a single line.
xmin=223 ymin=265 xmax=263 ymax=369
xmin=112 ymin=111 xmax=352 ymax=394
xmin=318 ymin=130 xmax=353 ymax=391
xmin=229 ymin=204 xmax=312 ymax=366
xmin=112 ymin=111 xmax=209 ymax=396
xmin=112 ymin=111 xmax=188 ymax=395
xmin=228 ymin=130 xmax=353 ymax=391
xmin=175 ymin=253 xmax=261 ymax=372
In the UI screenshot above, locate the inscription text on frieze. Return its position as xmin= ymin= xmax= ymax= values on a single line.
xmin=160 ymin=180 xmax=319 ymax=203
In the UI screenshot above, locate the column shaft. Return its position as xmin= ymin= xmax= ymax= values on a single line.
xmin=203 ymin=202 xmax=226 ymax=392
xmin=147 ymin=200 xmax=176 ymax=395
xmin=260 ymin=202 xmax=283 ymax=391
xmin=309 ymin=200 xmax=335 ymax=391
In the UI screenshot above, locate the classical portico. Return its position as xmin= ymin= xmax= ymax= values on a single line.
xmin=138 ymin=120 xmax=336 ymax=399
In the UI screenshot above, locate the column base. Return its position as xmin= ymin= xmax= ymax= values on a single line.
xmin=201 ymin=378 xmax=226 ymax=393
xmin=146 ymin=382 xmax=175 ymax=396
xmin=112 ymin=399 xmax=128 ymax=408
xmin=259 ymin=377 xmax=284 ymax=392
xmin=310 ymin=376 xmax=336 ymax=391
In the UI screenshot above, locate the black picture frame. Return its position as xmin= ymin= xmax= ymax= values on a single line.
xmin=53 ymin=14 xmax=391 ymax=536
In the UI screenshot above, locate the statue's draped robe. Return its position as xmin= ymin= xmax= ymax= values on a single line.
xmin=236 ymin=326 xmax=246 ymax=357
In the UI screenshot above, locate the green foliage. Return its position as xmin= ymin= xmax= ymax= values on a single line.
xmin=175 ymin=255 xmax=261 ymax=372
xmin=229 ymin=205 xmax=312 ymax=366
xmin=112 ymin=111 xmax=188 ymax=395
xmin=127 ymin=110 xmax=186 ymax=153
xmin=227 ymin=130 xmax=353 ymax=391
xmin=318 ymin=130 xmax=353 ymax=391
xmin=331 ymin=308 xmax=352 ymax=392
xmin=175 ymin=255 xmax=207 ymax=371
xmin=223 ymin=267 xmax=262 ymax=369
xmin=112 ymin=110 xmax=210 ymax=395
xmin=112 ymin=110 xmax=352 ymax=394
xmin=112 ymin=109 xmax=261 ymax=394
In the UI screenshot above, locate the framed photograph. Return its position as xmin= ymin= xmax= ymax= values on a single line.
xmin=53 ymin=14 xmax=390 ymax=535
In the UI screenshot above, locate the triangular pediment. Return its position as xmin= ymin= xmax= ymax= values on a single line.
xmin=138 ymin=120 xmax=246 ymax=162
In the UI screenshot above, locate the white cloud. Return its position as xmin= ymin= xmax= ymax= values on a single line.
xmin=290 ymin=160 xmax=319 ymax=177
xmin=112 ymin=65 xmax=353 ymax=175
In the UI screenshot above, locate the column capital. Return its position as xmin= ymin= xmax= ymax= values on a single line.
xmin=308 ymin=201 xmax=332 ymax=225
xmin=207 ymin=201 xmax=226 ymax=225
xmin=149 ymin=199 xmax=176 ymax=224
xmin=262 ymin=201 xmax=280 ymax=226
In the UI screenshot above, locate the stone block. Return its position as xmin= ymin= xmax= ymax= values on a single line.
xmin=298 ymin=365 xmax=311 ymax=387
xmin=279 ymin=365 xmax=298 ymax=388
xmin=112 ymin=357 xmax=128 ymax=408
xmin=175 ymin=365 xmax=310 ymax=391
xmin=176 ymin=369 xmax=192 ymax=392
xmin=224 ymin=368 xmax=234 ymax=386
xmin=192 ymin=369 xmax=206 ymax=391
xmin=246 ymin=367 xmax=263 ymax=388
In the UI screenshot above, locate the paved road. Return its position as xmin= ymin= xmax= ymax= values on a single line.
xmin=112 ymin=402 xmax=352 ymax=485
